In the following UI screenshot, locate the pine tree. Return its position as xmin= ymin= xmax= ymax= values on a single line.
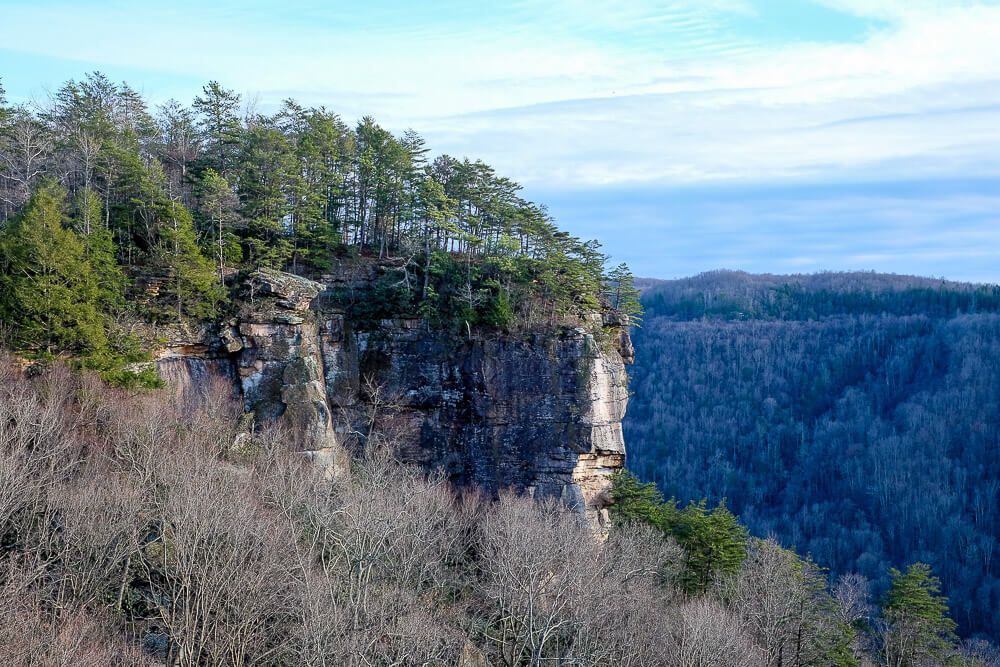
xmin=237 ymin=122 xmax=295 ymax=269
xmin=606 ymin=262 xmax=643 ymax=325
xmin=0 ymin=77 xmax=8 ymax=125
xmin=3 ymin=73 xmax=615 ymax=337
xmin=193 ymin=81 xmax=242 ymax=177
xmin=75 ymin=187 xmax=125 ymax=313
xmin=196 ymin=168 xmax=240 ymax=282
xmin=0 ymin=181 xmax=107 ymax=353
xmin=610 ymin=471 xmax=748 ymax=593
xmin=881 ymin=563 xmax=959 ymax=667
xmin=157 ymin=201 xmax=226 ymax=320
xmin=669 ymin=498 xmax=748 ymax=593
xmin=609 ymin=470 xmax=668 ymax=528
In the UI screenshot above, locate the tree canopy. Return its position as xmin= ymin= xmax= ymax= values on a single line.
xmin=0 ymin=73 xmax=635 ymax=345
xmin=0 ymin=181 xmax=106 ymax=353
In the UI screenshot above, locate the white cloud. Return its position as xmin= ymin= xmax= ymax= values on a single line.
xmin=3 ymin=0 xmax=999 ymax=190
xmin=424 ymin=2 xmax=1000 ymax=188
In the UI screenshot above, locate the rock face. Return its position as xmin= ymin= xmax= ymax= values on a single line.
xmin=236 ymin=271 xmax=341 ymax=462
xmin=153 ymin=268 xmax=632 ymax=524
xmin=147 ymin=322 xmax=237 ymax=406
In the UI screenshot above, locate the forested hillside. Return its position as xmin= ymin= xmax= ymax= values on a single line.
xmin=625 ymin=270 xmax=1000 ymax=639
xmin=4 ymin=72 xmax=998 ymax=664
xmin=0 ymin=72 xmax=640 ymax=376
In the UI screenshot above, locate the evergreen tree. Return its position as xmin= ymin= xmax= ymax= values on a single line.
xmin=236 ymin=122 xmax=294 ymax=269
xmin=114 ymin=82 xmax=158 ymax=143
xmin=44 ymin=73 xmax=116 ymax=201
xmin=3 ymin=73 xmax=615 ymax=334
xmin=157 ymin=201 xmax=226 ymax=320
xmin=610 ymin=471 xmax=748 ymax=593
xmin=606 ymin=262 xmax=643 ymax=325
xmin=278 ymin=102 xmax=346 ymax=273
xmin=416 ymin=176 xmax=457 ymax=300
xmin=0 ymin=78 xmax=8 ymax=125
xmin=0 ymin=181 xmax=106 ymax=353
xmin=193 ymin=81 xmax=242 ymax=177
xmin=881 ymin=563 xmax=959 ymax=667
xmin=196 ymin=168 xmax=240 ymax=282
xmin=726 ymin=539 xmax=859 ymax=667
xmin=668 ymin=498 xmax=748 ymax=593
xmin=609 ymin=469 xmax=668 ymax=527
xmin=75 ymin=187 xmax=125 ymax=313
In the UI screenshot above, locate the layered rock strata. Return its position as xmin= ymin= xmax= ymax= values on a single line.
xmin=153 ymin=268 xmax=631 ymax=525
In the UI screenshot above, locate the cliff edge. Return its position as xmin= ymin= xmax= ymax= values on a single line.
xmin=151 ymin=268 xmax=633 ymax=527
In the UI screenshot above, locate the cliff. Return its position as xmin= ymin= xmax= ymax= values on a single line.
xmin=151 ymin=268 xmax=633 ymax=527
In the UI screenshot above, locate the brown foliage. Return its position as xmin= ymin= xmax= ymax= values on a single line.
xmin=0 ymin=358 xmax=881 ymax=665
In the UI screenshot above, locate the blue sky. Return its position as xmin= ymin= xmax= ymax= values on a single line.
xmin=3 ymin=0 xmax=1000 ymax=281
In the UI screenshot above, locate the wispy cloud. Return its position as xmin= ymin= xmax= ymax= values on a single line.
xmin=2 ymin=0 xmax=999 ymax=279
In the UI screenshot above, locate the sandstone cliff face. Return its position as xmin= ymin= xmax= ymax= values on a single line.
xmin=235 ymin=272 xmax=339 ymax=461
xmin=153 ymin=269 xmax=632 ymax=525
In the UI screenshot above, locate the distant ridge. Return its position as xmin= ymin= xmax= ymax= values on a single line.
xmin=634 ymin=270 xmax=1000 ymax=321
xmin=626 ymin=268 xmax=1000 ymax=637
xmin=636 ymin=269 xmax=997 ymax=294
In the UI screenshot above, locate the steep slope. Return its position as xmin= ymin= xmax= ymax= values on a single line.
xmin=148 ymin=268 xmax=633 ymax=528
xmin=625 ymin=271 xmax=1000 ymax=637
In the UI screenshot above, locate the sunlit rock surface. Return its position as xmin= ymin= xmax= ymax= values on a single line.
xmin=153 ymin=268 xmax=631 ymax=524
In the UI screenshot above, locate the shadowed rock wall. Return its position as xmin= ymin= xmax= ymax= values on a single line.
xmin=153 ymin=269 xmax=632 ymax=526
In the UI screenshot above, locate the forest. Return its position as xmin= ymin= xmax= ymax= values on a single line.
xmin=0 ymin=357 xmax=991 ymax=666
xmin=625 ymin=270 xmax=1000 ymax=641
xmin=0 ymin=72 xmax=638 ymax=374
xmin=2 ymin=71 xmax=995 ymax=664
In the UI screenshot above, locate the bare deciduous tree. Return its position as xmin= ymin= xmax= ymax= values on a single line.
xmin=675 ymin=597 xmax=766 ymax=667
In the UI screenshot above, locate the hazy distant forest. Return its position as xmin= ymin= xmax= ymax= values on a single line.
xmin=625 ymin=271 xmax=1000 ymax=640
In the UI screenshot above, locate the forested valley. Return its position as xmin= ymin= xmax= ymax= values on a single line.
xmin=1 ymin=71 xmax=996 ymax=665
xmin=625 ymin=270 xmax=1000 ymax=642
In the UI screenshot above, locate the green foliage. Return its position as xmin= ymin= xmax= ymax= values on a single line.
xmin=2 ymin=72 xmax=613 ymax=370
xmin=478 ymin=286 xmax=514 ymax=330
xmin=0 ymin=181 xmax=108 ymax=353
xmin=0 ymin=77 xmax=10 ymax=129
xmin=196 ymin=168 xmax=240 ymax=281
xmin=156 ymin=203 xmax=227 ymax=320
xmin=333 ymin=272 xmax=416 ymax=328
xmin=75 ymin=352 xmax=164 ymax=390
xmin=610 ymin=470 xmax=748 ymax=593
xmin=882 ymin=563 xmax=959 ymax=666
xmin=75 ymin=188 xmax=126 ymax=312
xmin=668 ymin=498 xmax=748 ymax=593
xmin=608 ymin=469 xmax=668 ymax=526
xmin=193 ymin=81 xmax=242 ymax=176
xmin=605 ymin=262 xmax=643 ymax=325
xmin=737 ymin=539 xmax=860 ymax=667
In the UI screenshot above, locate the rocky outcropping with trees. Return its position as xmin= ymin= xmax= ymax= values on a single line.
xmin=150 ymin=266 xmax=633 ymax=527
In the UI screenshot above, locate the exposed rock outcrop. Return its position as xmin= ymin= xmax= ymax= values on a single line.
xmin=153 ymin=268 xmax=632 ymax=525
xmin=148 ymin=322 xmax=236 ymax=406
xmin=316 ymin=315 xmax=630 ymax=528
xmin=237 ymin=271 xmax=340 ymax=461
